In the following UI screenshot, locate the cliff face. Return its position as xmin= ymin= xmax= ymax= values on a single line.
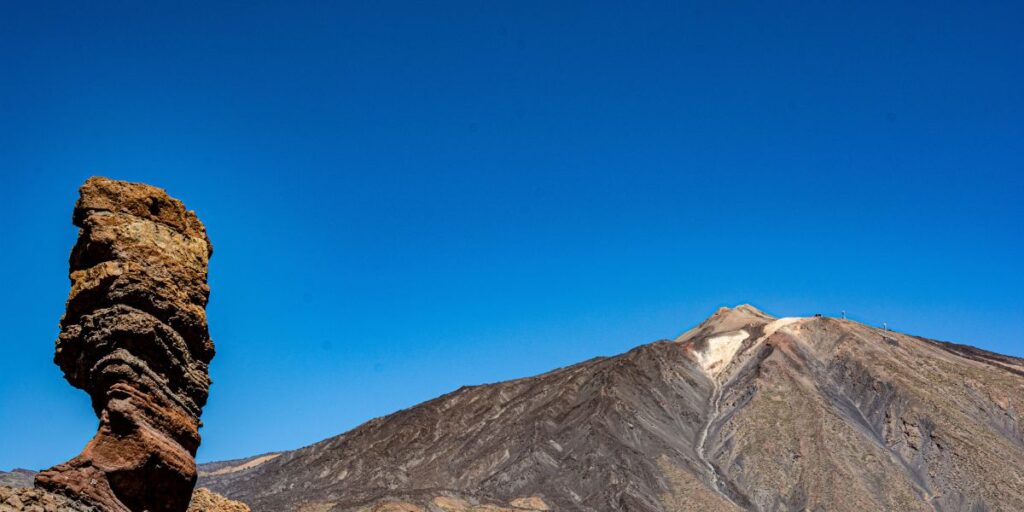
xmin=30 ymin=177 xmax=216 ymax=512
xmin=200 ymin=306 xmax=1024 ymax=512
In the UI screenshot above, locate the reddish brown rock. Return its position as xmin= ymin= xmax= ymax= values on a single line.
xmin=35 ymin=177 xmax=215 ymax=512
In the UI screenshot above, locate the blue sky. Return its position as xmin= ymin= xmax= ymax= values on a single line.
xmin=1 ymin=1 xmax=1022 ymax=469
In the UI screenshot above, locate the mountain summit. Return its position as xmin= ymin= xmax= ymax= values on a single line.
xmin=200 ymin=307 xmax=1024 ymax=512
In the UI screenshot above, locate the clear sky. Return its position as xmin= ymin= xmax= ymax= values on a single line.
xmin=1 ymin=1 xmax=1022 ymax=470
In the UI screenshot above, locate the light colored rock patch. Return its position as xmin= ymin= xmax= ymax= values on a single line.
xmin=695 ymin=330 xmax=750 ymax=375
xmin=200 ymin=453 xmax=281 ymax=476
xmin=369 ymin=502 xmax=422 ymax=512
xmin=509 ymin=496 xmax=550 ymax=510
xmin=432 ymin=497 xmax=472 ymax=511
xmin=759 ymin=317 xmax=803 ymax=341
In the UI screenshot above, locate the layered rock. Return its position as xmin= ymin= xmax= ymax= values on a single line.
xmin=34 ymin=177 xmax=215 ymax=512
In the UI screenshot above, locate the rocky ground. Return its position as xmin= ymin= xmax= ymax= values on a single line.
xmin=0 ymin=485 xmax=248 ymax=512
xmin=0 ymin=486 xmax=96 ymax=512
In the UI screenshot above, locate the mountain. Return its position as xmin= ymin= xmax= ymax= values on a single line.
xmin=0 ymin=470 xmax=34 ymax=489
xmin=198 ymin=305 xmax=1024 ymax=511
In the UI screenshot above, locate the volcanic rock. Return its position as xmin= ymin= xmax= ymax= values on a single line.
xmin=187 ymin=489 xmax=250 ymax=512
xmin=33 ymin=177 xmax=215 ymax=512
xmin=0 ymin=486 xmax=96 ymax=512
xmin=200 ymin=305 xmax=1024 ymax=511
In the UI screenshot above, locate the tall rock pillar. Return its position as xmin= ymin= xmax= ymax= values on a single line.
xmin=36 ymin=177 xmax=216 ymax=512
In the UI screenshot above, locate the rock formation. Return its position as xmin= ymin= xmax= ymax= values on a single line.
xmin=32 ymin=177 xmax=216 ymax=512
xmin=187 ymin=489 xmax=250 ymax=512
xmin=200 ymin=305 xmax=1024 ymax=512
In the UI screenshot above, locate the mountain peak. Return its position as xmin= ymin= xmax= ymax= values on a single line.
xmin=717 ymin=303 xmax=773 ymax=320
xmin=676 ymin=304 xmax=776 ymax=342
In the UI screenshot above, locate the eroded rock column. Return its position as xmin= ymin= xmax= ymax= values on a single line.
xmin=35 ymin=177 xmax=215 ymax=512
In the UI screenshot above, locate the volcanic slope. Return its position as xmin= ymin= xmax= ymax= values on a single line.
xmin=200 ymin=305 xmax=1024 ymax=512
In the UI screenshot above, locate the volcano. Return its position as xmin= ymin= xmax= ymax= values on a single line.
xmin=199 ymin=306 xmax=1024 ymax=511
